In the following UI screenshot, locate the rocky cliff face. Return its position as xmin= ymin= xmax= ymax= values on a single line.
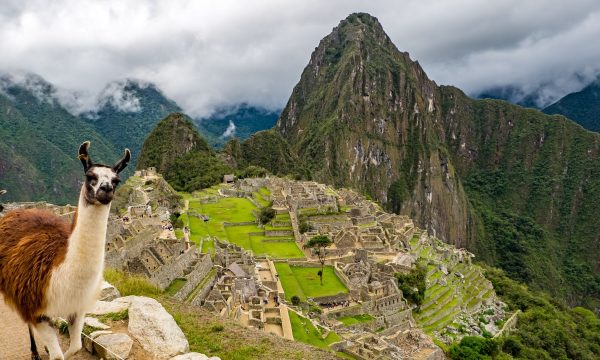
xmin=276 ymin=13 xmax=470 ymax=247
xmin=270 ymin=13 xmax=600 ymax=308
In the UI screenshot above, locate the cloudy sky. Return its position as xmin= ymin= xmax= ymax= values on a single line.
xmin=1 ymin=0 xmax=599 ymax=116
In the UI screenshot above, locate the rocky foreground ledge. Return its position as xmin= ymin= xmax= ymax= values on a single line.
xmin=79 ymin=282 xmax=220 ymax=360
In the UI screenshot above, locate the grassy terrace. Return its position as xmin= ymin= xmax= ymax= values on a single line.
xmin=274 ymin=263 xmax=348 ymax=301
xmin=288 ymin=310 xmax=341 ymax=350
xmin=337 ymin=314 xmax=374 ymax=326
xmin=225 ymin=225 xmax=304 ymax=258
xmin=178 ymin=188 xmax=304 ymax=258
xmin=165 ymin=278 xmax=187 ymax=296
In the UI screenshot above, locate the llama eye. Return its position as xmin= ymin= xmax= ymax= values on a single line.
xmin=87 ymin=175 xmax=98 ymax=185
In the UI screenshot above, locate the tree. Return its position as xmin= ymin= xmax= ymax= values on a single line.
xmin=304 ymin=235 xmax=333 ymax=285
xmin=290 ymin=295 xmax=301 ymax=306
xmin=258 ymin=206 xmax=276 ymax=224
xmin=396 ymin=260 xmax=427 ymax=306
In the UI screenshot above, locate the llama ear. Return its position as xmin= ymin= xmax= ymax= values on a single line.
xmin=78 ymin=141 xmax=93 ymax=172
xmin=112 ymin=148 xmax=131 ymax=174
xmin=0 ymin=190 xmax=6 ymax=196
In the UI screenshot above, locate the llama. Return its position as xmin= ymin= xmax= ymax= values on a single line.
xmin=0 ymin=141 xmax=130 ymax=360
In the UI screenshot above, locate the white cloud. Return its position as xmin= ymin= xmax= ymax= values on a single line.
xmin=0 ymin=0 xmax=599 ymax=115
xmin=221 ymin=120 xmax=237 ymax=138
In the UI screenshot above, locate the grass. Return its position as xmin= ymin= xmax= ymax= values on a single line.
xmin=274 ymin=263 xmax=348 ymax=301
xmin=104 ymin=268 xmax=162 ymax=298
xmin=165 ymin=278 xmax=187 ymax=296
xmin=288 ymin=310 xmax=341 ymax=350
xmin=104 ymin=269 xmax=338 ymax=360
xmin=337 ymin=314 xmax=374 ymax=326
xmin=223 ymin=225 xmax=305 ymax=258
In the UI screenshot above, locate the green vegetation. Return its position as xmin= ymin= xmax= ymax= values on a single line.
xmin=136 ymin=112 xmax=233 ymax=193
xmin=304 ymin=235 xmax=334 ymax=285
xmin=104 ymin=268 xmax=163 ymax=298
xmin=105 ymin=269 xmax=335 ymax=359
xmin=0 ymin=83 xmax=119 ymax=204
xmin=274 ymin=263 xmax=348 ymax=301
xmin=165 ymin=278 xmax=187 ymax=296
xmin=448 ymin=337 xmax=498 ymax=360
xmin=543 ymin=82 xmax=600 ymax=132
xmin=288 ymin=310 xmax=341 ymax=350
xmin=195 ymin=104 xmax=279 ymax=148
xmin=224 ymin=130 xmax=310 ymax=179
xmin=480 ymin=266 xmax=600 ymax=359
xmin=258 ymin=206 xmax=276 ymax=224
xmin=179 ymin=193 xmax=303 ymax=258
xmin=396 ymin=261 xmax=427 ymax=306
xmin=337 ymin=314 xmax=374 ymax=326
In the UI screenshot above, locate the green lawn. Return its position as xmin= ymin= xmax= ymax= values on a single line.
xmin=253 ymin=191 xmax=271 ymax=207
xmin=288 ymin=310 xmax=341 ymax=350
xmin=224 ymin=225 xmax=304 ymax=258
xmin=182 ymin=196 xmax=259 ymax=253
xmin=165 ymin=278 xmax=187 ymax=296
xmin=337 ymin=314 xmax=374 ymax=326
xmin=274 ymin=263 xmax=348 ymax=301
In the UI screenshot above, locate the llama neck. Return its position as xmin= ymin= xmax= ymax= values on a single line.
xmin=66 ymin=186 xmax=111 ymax=266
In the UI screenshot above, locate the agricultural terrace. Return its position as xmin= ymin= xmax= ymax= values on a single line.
xmin=178 ymin=185 xmax=304 ymax=258
xmin=274 ymin=263 xmax=348 ymax=302
xmin=288 ymin=310 xmax=341 ymax=350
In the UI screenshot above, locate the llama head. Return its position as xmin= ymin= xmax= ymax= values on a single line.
xmin=78 ymin=141 xmax=131 ymax=205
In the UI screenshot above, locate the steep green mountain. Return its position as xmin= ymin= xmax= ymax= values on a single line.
xmin=195 ymin=104 xmax=279 ymax=148
xmin=137 ymin=112 xmax=232 ymax=192
xmin=240 ymin=13 xmax=600 ymax=309
xmin=81 ymin=79 xmax=182 ymax=164
xmin=223 ymin=130 xmax=308 ymax=178
xmin=543 ymin=80 xmax=600 ymax=132
xmin=0 ymin=74 xmax=119 ymax=204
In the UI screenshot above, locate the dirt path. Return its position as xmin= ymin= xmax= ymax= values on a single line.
xmin=0 ymin=294 xmax=29 ymax=360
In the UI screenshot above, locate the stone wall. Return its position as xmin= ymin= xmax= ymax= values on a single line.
xmin=265 ymin=229 xmax=293 ymax=237
xmin=149 ymin=247 xmax=198 ymax=290
xmin=190 ymin=272 xmax=219 ymax=306
xmin=173 ymin=254 xmax=214 ymax=301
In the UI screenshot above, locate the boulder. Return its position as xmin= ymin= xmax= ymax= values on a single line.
xmin=100 ymin=281 xmax=121 ymax=301
xmin=124 ymin=296 xmax=189 ymax=359
xmin=85 ymin=316 xmax=110 ymax=330
xmin=84 ymin=330 xmax=113 ymax=353
xmin=170 ymin=353 xmax=214 ymax=360
xmin=94 ymin=333 xmax=133 ymax=360
xmin=89 ymin=300 xmax=129 ymax=316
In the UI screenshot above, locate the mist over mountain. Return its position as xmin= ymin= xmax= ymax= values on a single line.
xmin=0 ymin=73 xmax=119 ymax=204
xmin=543 ymin=79 xmax=600 ymax=132
xmin=195 ymin=104 xmax=280 ymax=148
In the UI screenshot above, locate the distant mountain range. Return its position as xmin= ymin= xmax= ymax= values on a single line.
xmin=0 ymin=74 xmax=277 ymax=203
xmin=478 ymin=80 xmax=600 ymax=133
xmin=543 ymin=80 xmax=600 ymax=132
xmin=195 ymin=104 xmax=279 ymax=148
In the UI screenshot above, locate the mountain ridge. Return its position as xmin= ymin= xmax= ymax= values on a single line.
xmin=238 ymin=12 xmax=600 ymax=309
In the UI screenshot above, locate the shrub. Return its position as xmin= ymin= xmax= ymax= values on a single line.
xmin=258 ymin=206 xmax=276 ymax=224
xmin=291 ymin=295 xmax=301 ymax=306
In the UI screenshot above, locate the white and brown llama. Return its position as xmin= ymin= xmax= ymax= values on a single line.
xmin=0 ymin=141 xmax=130 ymax=360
